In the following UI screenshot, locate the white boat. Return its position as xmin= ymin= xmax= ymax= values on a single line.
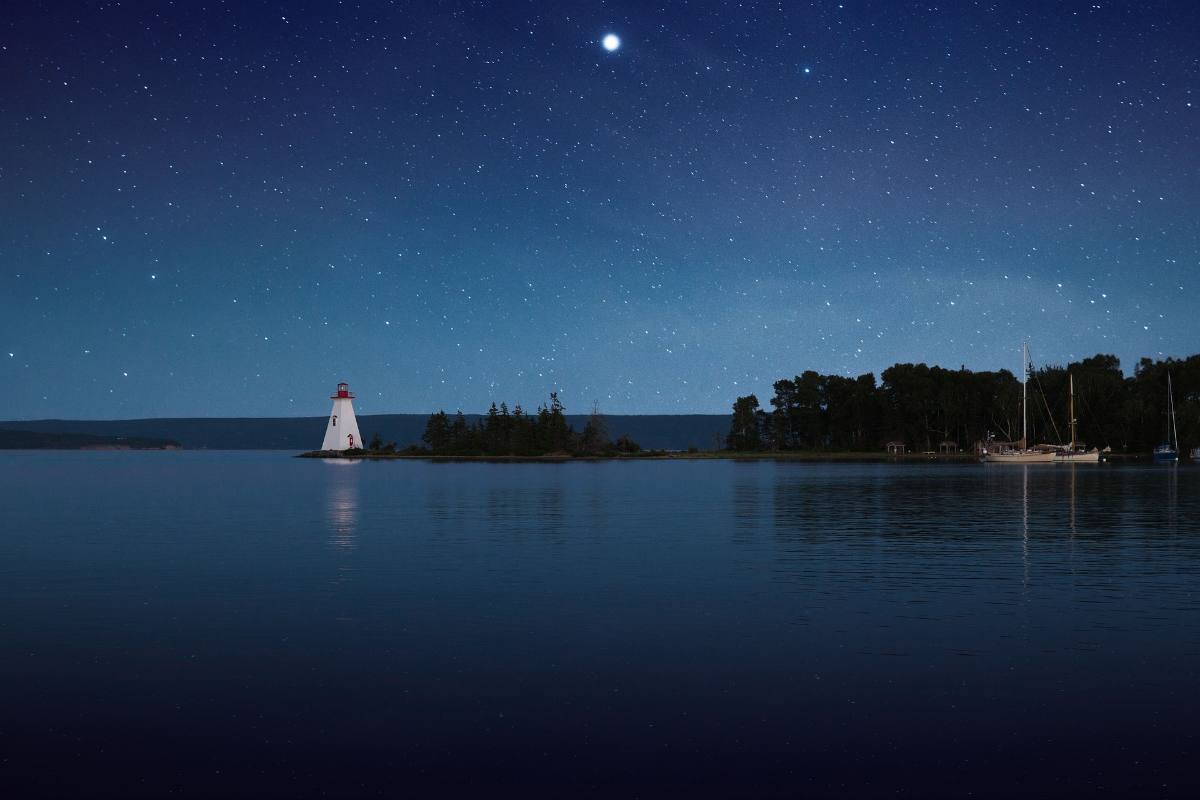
xmin=983 ymin=447 xmax=1056 ymax=463
xmin=1055 ymin=374 xmax=1101 ymax=463
xmin=1191 ymin=447 xmax=1200 ymax=462
xmin=982 ymin=342 xmax=1056 ymax=464
xmin=1152 ymin=373 xmax=1179 ymax=463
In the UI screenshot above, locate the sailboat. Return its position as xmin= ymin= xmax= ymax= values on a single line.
xmin=982 ymin=342 xmax=1056 ymax=463
xmin=1055 ymin=373 xmax=1101 ymax=462
xmin=1152 ymin=373 xmax=1179 ymax=463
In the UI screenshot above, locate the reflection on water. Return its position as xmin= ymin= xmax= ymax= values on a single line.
xmin=324 ymin=459 xmax=360 ymax=551
xmin=484 ymin=484 xmax=566 ymax=536
xmin=1165 ymin=461 xmax=1179 ymax=534
xmin=1022 ymin=464 xmax=1030 ymax=592
xmin=2 ymin=454 xmax=1199 ymax=795
xmin=1069 ymin=463 xmax=1077 ymax=537
xmin=732 ymin=463 xmax=768 ymax=538
xmin=424 ymin=471 xmax=567 ymax=539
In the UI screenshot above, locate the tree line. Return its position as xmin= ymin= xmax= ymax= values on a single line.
xmin=392 ymin=393 xmax=642 ymax=457
xmin=727 ymin=353 xmax=1200 ymax=454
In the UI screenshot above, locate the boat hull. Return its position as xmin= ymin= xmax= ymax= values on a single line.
xmin=1153 ymin=448 xmax=1178 ymax=463
xmin=1056 ymin=449 xmax=1101 ymax=463
xmin=982 ymin=451 xmax=1056 ymax=464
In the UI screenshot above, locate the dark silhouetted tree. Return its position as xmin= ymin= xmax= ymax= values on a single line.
xmin=422 ymin=411 xmax=450 ymax=453
xmin=615 ymin=434 xmax=641 ymax=453
xmin=579 ymin=402 xmax=610 ymax=455
xmin=726 ymin=395 xmax=763 ymax=451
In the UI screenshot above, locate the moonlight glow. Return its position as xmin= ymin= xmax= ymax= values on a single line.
xmin=602 ymin=33 xmax=620 ymax=51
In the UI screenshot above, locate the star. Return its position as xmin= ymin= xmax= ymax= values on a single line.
xmin=1 ymin=2 xmax=1194 ymax=419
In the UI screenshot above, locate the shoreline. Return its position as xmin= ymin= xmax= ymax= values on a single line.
xmin=298 ymin=450 xmax=1151 ymax=463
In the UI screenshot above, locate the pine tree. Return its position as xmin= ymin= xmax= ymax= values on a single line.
xmin=579 ymin=401 xmax=610 ymax=454
xmin=422 ymin=411 xmax=450 ymax=453
xmin=483 ymin=402 xmax=501 ymax=455
xmin=450 ymin=411 xmax=469 ymax=454
xmin=498 ymin=402 xmax=512 ymax=455
xmin=510 ymin=404 xmax=533 ymax=455
xmin=545 ymin=391 xmax=571 ymax=452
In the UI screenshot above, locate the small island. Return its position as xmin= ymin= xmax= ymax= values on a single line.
xmin=303 ymin=393 xmax=648 ymax=460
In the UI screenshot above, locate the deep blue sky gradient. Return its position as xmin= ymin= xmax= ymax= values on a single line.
xmin=2 ymin=1 xmax=1197 ymax=417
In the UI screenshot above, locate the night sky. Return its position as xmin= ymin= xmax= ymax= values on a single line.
xmin=3 ymin=1 xmax=1197 ymax=419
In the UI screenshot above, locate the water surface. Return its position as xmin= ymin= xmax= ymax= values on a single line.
xmin=2 ymin=453 xmax=1197 ymax=796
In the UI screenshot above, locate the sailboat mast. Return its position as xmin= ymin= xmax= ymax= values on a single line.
xmin=1069 ymin=373 xmax=1076 ymax=451
xmin=1021 ymin=341 xmax=1028 ymax=450
xmin=1169 ymin=373 xmax=1179 ymax=450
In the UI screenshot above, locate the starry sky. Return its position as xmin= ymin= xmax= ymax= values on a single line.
xmin=2 ymin=1 xmax=1197 ymax=419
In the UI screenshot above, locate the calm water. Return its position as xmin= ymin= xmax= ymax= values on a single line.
xmin=1 ymin=452 xmax=1197 ymax=796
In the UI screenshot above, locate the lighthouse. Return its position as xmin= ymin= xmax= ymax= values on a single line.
xmin=321 ymin=382 xmax=364 ymax=451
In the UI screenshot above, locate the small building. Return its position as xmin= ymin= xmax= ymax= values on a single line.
xmin=321 ymin=382 xmax=363 ymax=451
xmin=938 ymin=440 xmax=960 ymax=454
xmin=886 ymin=441 xmax=907 ymax=455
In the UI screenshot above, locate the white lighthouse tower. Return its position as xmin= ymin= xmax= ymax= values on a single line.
xmin=321 ymin=382 xmax=364 ymax=451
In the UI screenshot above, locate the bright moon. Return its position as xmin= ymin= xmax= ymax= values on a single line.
xmin=602 ymin=34 xmax=620 ymax=52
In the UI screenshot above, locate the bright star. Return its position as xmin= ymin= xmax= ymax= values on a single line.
xmin=602 ymin=34 xmax=620 ymax=52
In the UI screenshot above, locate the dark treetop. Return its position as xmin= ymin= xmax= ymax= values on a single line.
xmin=728 ymin=351 xmax=1200 ymax=454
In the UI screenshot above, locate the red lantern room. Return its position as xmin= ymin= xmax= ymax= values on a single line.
xmin=332 ymin=382 xmax=354 ymax=399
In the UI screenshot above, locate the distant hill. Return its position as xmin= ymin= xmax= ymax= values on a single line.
xmin=0 ymin=429 xmax=181 ymax=450
xmin=0 ymin=415 xmax=730 ymax=452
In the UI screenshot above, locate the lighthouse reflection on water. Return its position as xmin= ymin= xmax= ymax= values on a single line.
xmin=324 ymin=458 xmax=359 ymax=551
